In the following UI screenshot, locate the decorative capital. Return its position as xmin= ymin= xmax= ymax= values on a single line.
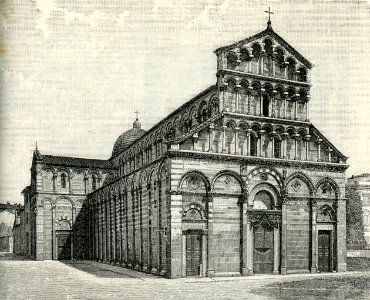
xmin=311 ymin=197 xmax=317 ymax=207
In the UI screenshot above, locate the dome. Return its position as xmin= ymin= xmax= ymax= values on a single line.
xmin=111 ymin=119 xmax=146 ymax=157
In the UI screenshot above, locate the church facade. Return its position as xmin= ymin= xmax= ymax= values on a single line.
xmin=20 ymin=22 xmax=348 ymax=278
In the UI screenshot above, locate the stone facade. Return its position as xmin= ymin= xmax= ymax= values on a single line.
xmin=19 ymin=22 xmax=348 ymax=277
xmin=20 ymin=152 xmax=115 ymax=260
xmin=85 ymin=23 xmax=348 ymax=278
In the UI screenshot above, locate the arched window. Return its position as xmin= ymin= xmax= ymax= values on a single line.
xmin=262 ymin=95 xmax=269 ymax=117
xmin=227 ymin=52 xmax=238 ymax=69
xmin=273 ymin=137 xmax=281 ymax=158
xmin=297 ymin=67 xmax=307 ymax=82
xmin=263 ymin=40 xmax=274 ymax=76
xmin=61 ymin=173 xmax=67 ymax=188
xmin=251 ymin=44 xmax=262 ymax=74
xmin=254 ymin=191 xmax=273 ymax=210
xmin=287 ymin=58 xmax=296 ymax=80
xmin=92 ymin=175 xmax=97 ymax=191
xmin=250 ymin=134 xmax=258 ymax=156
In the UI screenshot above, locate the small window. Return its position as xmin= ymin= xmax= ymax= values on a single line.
xmin=92 ymin=175 xmax=97 ymax=191
xmin=61 ymin=173 xmax=67 ymax=188
xmin=274 ymin=138 xmax=282 ymax=158
xmin=262 ymin=95 xmax=269 ymax=117
xmin=92 ymin=175 xmax=97 ymax=190
xmin=250 ymin=134 xmax=258 ymax=156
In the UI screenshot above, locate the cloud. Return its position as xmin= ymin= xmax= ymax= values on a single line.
xmin=185 ymin=0 xmax=231 ymax=29
xmin=153 ymin=0 xmax=174 ymax=15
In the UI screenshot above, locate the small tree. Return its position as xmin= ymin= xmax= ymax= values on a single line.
xmin=346 ymin=187 xmax=367 ymax=249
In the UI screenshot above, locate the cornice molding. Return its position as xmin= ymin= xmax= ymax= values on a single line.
xmin=167 ymin=150 xmax=348 ymax=173
xmin=218 ymin=69 xmax=310 ymax=88
xmin=224 ymin=112 xmax=310 ymax=127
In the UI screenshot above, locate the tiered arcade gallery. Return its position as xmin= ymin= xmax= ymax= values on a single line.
xmin=20 ymin=23 xmax=348 ymax=278
xmin=85 ymin=24 xmax=348 ymax=278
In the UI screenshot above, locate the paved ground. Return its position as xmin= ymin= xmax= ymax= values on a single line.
xmin=1 ymin=253 xmax=370 ymax=299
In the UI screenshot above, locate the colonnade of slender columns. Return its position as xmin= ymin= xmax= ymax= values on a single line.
xmin=229 ymin=86 xmax=309 ymax=121
xmin=208 ymin=124 xmax=322 ymax=161
xmin=89 ymin=180 xmax=169 ymax=275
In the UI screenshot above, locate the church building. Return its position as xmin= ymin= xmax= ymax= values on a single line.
xmin=20 ymin=19 xmax=348 ymax=278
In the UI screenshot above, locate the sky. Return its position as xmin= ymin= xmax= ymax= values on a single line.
xmin=0 ymin=0 xmax=369 ymax=205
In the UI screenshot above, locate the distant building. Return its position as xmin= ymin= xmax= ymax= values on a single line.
xmin=0 ymin=204 xmax=19 ymax=253
xmin=346 ymin=173 xmax=370 ymax=246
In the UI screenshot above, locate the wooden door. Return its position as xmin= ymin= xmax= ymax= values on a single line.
xmin=318 ymin=231 xmax=331 ymax=272
xmin=253 ymin=226 xmax=274 ymax=274
xmin=186 ymin=232 xmax=201 ymax=276
xmin=57 ymin=233 xmax=71 ymax=260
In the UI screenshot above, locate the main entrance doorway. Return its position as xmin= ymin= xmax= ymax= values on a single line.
xmin=57 ymin=232 xmax=71 ymax=260
xmin=253 ymin=226 xmax=274 ymax=274
xmin=318 ymin=230 xmax=331 ymax=272
xmin=186 ymin=231 xmax=201 ymax=276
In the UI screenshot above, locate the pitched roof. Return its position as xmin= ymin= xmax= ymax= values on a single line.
xmin=214 ymin=24 xmax=312 ymax=69
xmin=310 ymin=125 xmax=348 ymax=161
xmin=35 ymin=152 xmax=114 ymax=169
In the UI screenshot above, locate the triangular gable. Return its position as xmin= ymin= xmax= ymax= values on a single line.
xmin=214 ymin=25 xmax=312 ymax=69
xmin=175 ymin=114 xmax=222 ymax=145
xmin=310 ymin=125 xmax=348 ymax=161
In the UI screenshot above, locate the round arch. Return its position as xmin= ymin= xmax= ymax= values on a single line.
xmin=286 ymin=172 xmax=314 ymax=196
xmin=249 ymin=182 xmax=281 ymax=208
xmin=178 ymin=170 xmax=211 ymax=192
xmin=210 ymin=170 xmax=244 ymax=193
xmin=246 ymin=167 xmax=283 ymax=189
xmin=314 ymin=177 xmax=340 ymax=199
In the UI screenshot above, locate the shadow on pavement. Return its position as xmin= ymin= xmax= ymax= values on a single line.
xmin=61 ymin=260 xmax=148 ymax=279
xmin=0 ymin=252 xmax=32 ymax=261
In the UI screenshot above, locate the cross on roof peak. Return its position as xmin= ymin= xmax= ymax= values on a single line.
xmin=265 ymin=7 xmax=274 ymax=27
xmin=134 ymin=110 xmax=139 ymax=120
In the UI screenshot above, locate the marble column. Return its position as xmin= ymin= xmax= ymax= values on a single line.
xmin=282 ymin=133 xmax=288 ymax=159
xmin=272 ymin=90 xmax=277 ymax=117
xmin=310 ymin=198 xmax=318 ymax=273
xmin=283 ymin=93 xmax=288 ymax=118
xmin=305 ymin=135 xmax=311 ymax=160
xmin=294 ymin=94 xmax=299 ymax=120
xmin=241 ymin=191 xmax=252 ymax=275
xmin=259 ymin=130 xmax=265 ymax=157
xmin=280 ymin=192 xmax=288 ymax=275
xmin=316 ymin=139 xmax=322 ymax=162
xmin=52 ymin=204 xmax=56 ymax=260
xmin=260 ymin=88 xmax=265 ymax=116
xmin=328 ymin=148 xmax=333 ymax=163
xmin=247 ymin=88 xmax=253 ymax=114
xmin=273 ymin=225 xmax=280 ymax=274
xmin=208 ymin=124 xmax=214 ymax=152
xmin=305 ymin=96 xmax=310 ymax=121
xmin=235 ymin=84 xmax=241 ymax=112
xmin=222 ymin=125 xmax=226 ymax=153
xmin=234 ymin=128 xmax=239 ymax=155
xmin=207 ymin=194 xmax=215 ymax=277
xmin=246 ymin=130 xmax=251 ymax=156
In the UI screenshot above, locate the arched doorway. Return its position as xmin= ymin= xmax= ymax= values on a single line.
xmin=248 ymin=188 xmax=281 ymax=275
xmin=56 ymin=219 xmax=72 ymax=260
xmin=252 ymin=191 xmax=274 ymax=274
xmin=179 ymin=172 xmax=209 ymax=277
xmin=316 ymin=205 xmax=336 ymax=272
